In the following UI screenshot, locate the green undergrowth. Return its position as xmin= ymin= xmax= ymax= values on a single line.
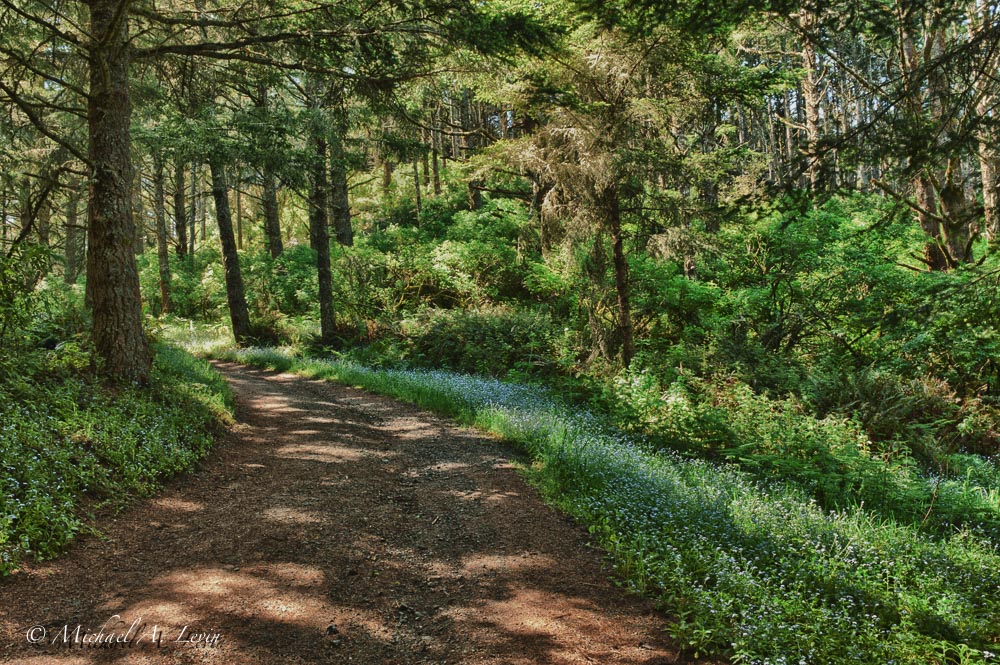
xmin=199 ymin=343 xmax=1000 ymax=664
xmin=0 ymin=343 xmax=233 ymax=574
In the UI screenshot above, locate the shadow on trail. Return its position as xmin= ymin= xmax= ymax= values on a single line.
xmin=0 ymin=363 xmax=698 ymax=665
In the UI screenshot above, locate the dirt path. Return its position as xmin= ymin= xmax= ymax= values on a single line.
xmin=0 ymin=362 xmax=691 ymax=665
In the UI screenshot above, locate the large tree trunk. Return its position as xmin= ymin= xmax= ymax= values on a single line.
xmin=939 ymin=159 xmax=975 ymax=265
xmin=914 ymin=174 xmax=950 ymax=270
xmin=308 ymin=132 xmax=336 ymax=346
xmin=173 ymin=160 xmax=188 ymax=257
xmin=153 ymin=154 xmax=172 ymax=315
xmin=261 ymin=163 xmax=284 ymax=257
xmin=605 ymin=186 xmax=633 ymax=368
xmin=209 ymin=156 xmax=252 ymax=344
xmin=86 ymin=0 xmax=150 ymax=384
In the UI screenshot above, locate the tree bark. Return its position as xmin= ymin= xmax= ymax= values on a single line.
xmin=606 ymin=186 xmax=633 ymax=367
xmin=261 ymin=163 xmax=284 ymax=257
xmin=209 ymin=156 xmax=252 ymax=344
xmin=382 ymin=160 xmax=393 ymax=195
xmin=431 ymin=122 xmax=442 ymax=196
xmin=188 ymin=162 xmax=197 ymax=255
xmin=421 ymin=128 xmax=431 ymax=190
xmin=970 ymin=0 xmax=1000 ymax=241
xmin=64 ymin=185 xmax=83 ymax=284
xmin=308 ymin=132 xmax=336 ymax=345
xmin=235 ymin=169 xmax=243 ymax=250
xmin=798 ymin=9 xmax=821 ymax=190
xmin=86 ymin=0 xmax=151 ymax=384
xmin=173 ymin=160 xmax=188 ymax=257
xmin=413 ymin=161 xmax=423 ymax=217
xmin=329 ymin=127 xmax=353 ymax=246
xmin=132 ymin=166 xmax=145 ymax=254
xmin=153 ymin=153 xmax=172 ymax=314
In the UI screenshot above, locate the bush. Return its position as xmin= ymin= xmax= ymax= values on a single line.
xmin=0 ymin=243 xmax=51 ymax=347
xmin=808 ymin=368 xmax=1000 ymax=461
xmin=400 ymin=307 xmax=557 ymax=378
xmin=139 ymin=247 xmax=227 ymax=320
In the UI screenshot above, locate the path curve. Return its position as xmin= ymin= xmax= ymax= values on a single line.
xmin=1 ymin=362 xmax=689 ymax=664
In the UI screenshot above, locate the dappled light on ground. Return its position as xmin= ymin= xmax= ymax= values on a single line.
xmin=0 ymin=362 xmax=692 ymax=664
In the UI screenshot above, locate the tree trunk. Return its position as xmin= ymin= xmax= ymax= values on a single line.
xmin=173 ymin=160 xmax=188 ymax=257
xmin=86 ymin=0 xmax=150 ymax=384
xmin=970 ymin=0 xmax=1000 ymax=241
xmin=261 ymin=163 xmax=284 ymax=257
xmin=468 ymin=180 xmax=483 ymax=210
xmin=606 ymin=186 xmax=633 ymax=367
xmin=209 ymin=156 xmax=252 ymax=344
xmin=413 ymin=161 xmax=423 ymax=217
xmin=799 ymin=9 xmax=821 ymax=190
xmin=235 ymin=169 xmax=243 ymax=250
xmin=431 ymin=123 xmax=442 ymax=196
xmin=36 ymin=195 xmax=50 ymax=250
xmin=382 ymin=160 xmax=393 ymax=195
xmin=64 ymin=185 xmax=83 ymax=284
xmin=153 ymin=154 xmax=172 ymax=314
xmin=308 ymin=133 xmax=336 ymax=345
xmin=188 ymin=162 xmax=197 ymax=254
xmin=421 ymin=128 xmax=431 ymax=190
xmin=329 ymin=129 xmax=353 ymax=246
xmin=132 ymin=166 xmax=145 ymax=254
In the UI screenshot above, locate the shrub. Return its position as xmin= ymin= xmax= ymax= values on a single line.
xmin=401 ymin=307 xmax=557 ymax=378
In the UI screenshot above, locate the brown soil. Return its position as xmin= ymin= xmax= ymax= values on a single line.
xmin=0 ymin=362 xmax=701 ymax=665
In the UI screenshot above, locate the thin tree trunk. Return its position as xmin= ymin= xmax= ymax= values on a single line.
xmin=413 ymin=161 xmax=423 ymax=217
xmin=799 ymin=9 xmax=821 ymax=190
xmin=36 ymin=195 xmax=51 ymax=269
xmin=153 ymin=154 xmax=172 ymax=314
xmin=173 ymin=160 xmax=188 ymax=257
xmin=431 ymin=123 xmax=442 ymax=196
xmin=189 ymin=163 xmax=197 ymax=255
xmin=132 ymin=165 xmax=145 ymax=254
xmin=261 ymin=163 xmax=283 ymax=257
xmin=970 ymin=0 xmax=1000 ymax=241
xmin=235 ymin=169 xmax=243 ymax=250
xmin=64 ymin=185 xmax=82 ymax=284
xmin=421 ymin=128 xmax=431 ymax=190
xmin=308 ymin=132 xmax=336 ymax=345
xmin=382 ymin=160 xmax=393 ymax=195
xmin=86 ymin=0 xmax=150 ymax=383
xmin=329 ymin=130 xmax=353 ymax=246
xmin=209 ymin=156 xmax=252 ymax=344
xmin=199 ymin=171 xmax=206 ymax=244
xmin=606 ymin=186 xmax=633 ymax=367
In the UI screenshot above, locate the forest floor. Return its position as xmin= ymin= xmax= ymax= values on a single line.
xmin=0 ymin=362 xmax=700 ymax=665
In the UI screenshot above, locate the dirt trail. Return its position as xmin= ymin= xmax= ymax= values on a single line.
xmin=0 ymin=362 xmax=691 ymax=664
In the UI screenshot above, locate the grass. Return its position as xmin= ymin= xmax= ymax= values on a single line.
xmin=185 ymin=339 xmax=1000 ymax=665
xmin=0 ymin=342 xmax=233 ymax=574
